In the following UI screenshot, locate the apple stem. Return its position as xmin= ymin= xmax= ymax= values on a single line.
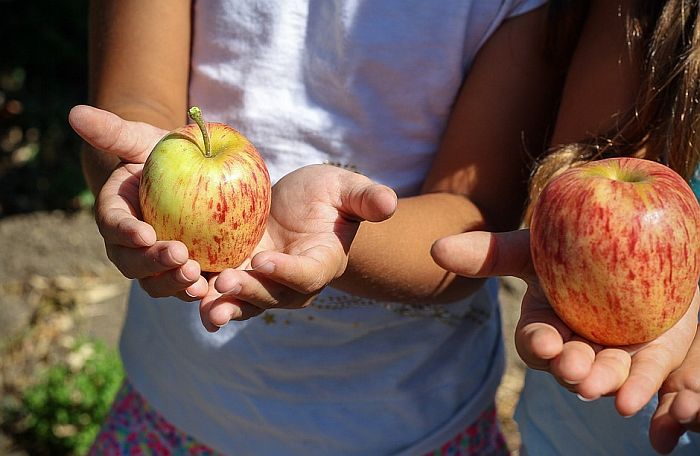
xmin=188 ymin=106 xmax=212 ymax=158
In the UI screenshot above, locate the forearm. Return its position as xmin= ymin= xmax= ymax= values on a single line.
xmin=331 ymin=6 xmax=558 ymax=304
xmin=83 ymin=0 xmax=191 ymax=194
xmin=332 ymin=192 xmax=492 ymax=304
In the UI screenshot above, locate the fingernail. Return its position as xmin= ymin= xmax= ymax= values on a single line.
xmin=253 ymin=261 xmax=275 ymax=274
xmin=562 ymin=378 xmax=580 ymax=386
xmin=577 ymin=394 xmax=597 ymax=402
xmin=185 ymin=289 xmax=196 ymax=298
xmin=175 ymin=262 xmax=196 ymax=284
xmin=678 ymin=417 xmax=693 ymax=424
xmin=162 ymin=245 xmax=187 ymax=266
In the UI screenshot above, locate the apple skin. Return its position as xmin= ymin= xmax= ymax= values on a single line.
xmin=139 ymin=120 xmax=271 ymax=272
xmin=530 ymin=157 xmax=700 ymax=346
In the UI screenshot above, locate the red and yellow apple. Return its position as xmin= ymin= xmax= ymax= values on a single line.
xmin=530 ymin=157 xmax=700 ymax=346
xmin=139 ymin=107 xmax=271 ymax=272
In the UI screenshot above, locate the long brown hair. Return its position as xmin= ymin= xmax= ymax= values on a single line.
xmin=526 ymin=0 xmax=700 ymax=222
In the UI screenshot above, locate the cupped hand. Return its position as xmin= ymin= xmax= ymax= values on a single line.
xmin=199 ymin=164 xmax=398 ymax=331
xmin=650 ymin=322 xmax=700 ymax=454
xmin=68 ymin=105 xmax=208 ymax=300
xmin=431 ymin=229 xmax=699 ymax=417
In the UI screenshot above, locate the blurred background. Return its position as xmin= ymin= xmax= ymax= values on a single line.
xmin=1 ymin=0 xmax=91 ymax=216
xmin=0 ymin=1 xmax=527 ymax=454
xmin=1 ymin=1 xmax=130 ymax=455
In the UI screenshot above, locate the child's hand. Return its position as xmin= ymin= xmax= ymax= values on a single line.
xmin=650 ymin=320 xmax=700 ymax=454
xmin=69 ymin=105 xmax=209 ymax=301
xmin=199 ymin=164 xmax=398 ymax=331
xmin=431 ymin=229 xmax=698 ymax=418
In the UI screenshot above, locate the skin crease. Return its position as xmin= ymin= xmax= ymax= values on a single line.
xmin=431 ymin=0 xmax=700 ymax=444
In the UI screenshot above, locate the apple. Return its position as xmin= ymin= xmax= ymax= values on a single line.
xmin=139 ymin=107 xmax=271 ymax=272
xmin=530 ymin=157 xmax=700 ymax=345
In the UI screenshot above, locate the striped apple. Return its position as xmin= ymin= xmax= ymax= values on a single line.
xmin=530 ymin=157 xmax=700 ymax=345
xmin=139 ymin=107 xmax=271 ymax=272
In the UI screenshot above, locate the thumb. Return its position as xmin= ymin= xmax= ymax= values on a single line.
xmin=338 ymin=174 xmax=398 ymax=223
xmin=68 ymin=105 xmax=166 ymax=164
xmin=431 ymin=229 xmax=535 ymax=281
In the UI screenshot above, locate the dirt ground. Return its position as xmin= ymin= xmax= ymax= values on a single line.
xmin=0 ymin=210 xmax=527 ymax=455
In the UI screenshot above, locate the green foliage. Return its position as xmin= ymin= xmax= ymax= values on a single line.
xmin=2 ymin=339 xmax=124 ymax=456
xmin=0 ymin=0 xmax=89 ymax=216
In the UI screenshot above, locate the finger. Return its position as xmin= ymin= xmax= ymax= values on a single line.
xmin=98 ymin=211 xmax=157 ymax=248
xmin=247 ymin=249 xmax=338 ymax=294
xmin=206 ymin=297 xmax=265 ymax=327
xmin=199 ymin=297 xmax=221 ymax=332
xmin=650 ymin=392 xmax=686 ymax=454
xmin=336 ymin=172 xmax=398 ymax=222
xmin=515 ymin=292 xmax=572 ymax=370
xmin=106 ymin=241 xmax=189 ymax=279
xmin=215 ymin=268 xmax=314 ymax=311
xmin=669 ymin=389 xmax=700 ymax=430
xmin=68 ymin=104 xmax=165 ymax=163
xmin=549 ymin=339 xmax=597 ymax=388
xmin=516 ymin=320 xmax=564 ymax=370
xmin=182 ymin=276 xmax=209 ymax=301
xmin=199 ymin=275 xmax=266 ymax=331
xmin=575 ymin=348 xmax=631 ymax=400
xmin=95 ymin=166 xmax=156 ymax=248
xmin=138 ymin=260 xmax=203 ymax=298
xmin=198 ymin=276 xmax=223 ymax=332
xmin=431 ymin=229 xmax=535 ymax=281
xmin=616 ymin=349 xmax=673 ymax=417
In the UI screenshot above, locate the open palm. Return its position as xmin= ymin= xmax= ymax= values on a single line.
xmin=70 ymin=105 xmax=212 ymax=301
xmin=202 ymin=164 xmax=397 ymax=330
xmin=70 ymin=105 xmax=398 ymax=330
xmin=432 ymin=229 xmax=698 ymax=417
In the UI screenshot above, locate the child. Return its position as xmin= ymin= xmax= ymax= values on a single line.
xmin=71 ymin=0 xmax=560 ymax=453
xmin=432 ymin=0 xmax=700 ymax=454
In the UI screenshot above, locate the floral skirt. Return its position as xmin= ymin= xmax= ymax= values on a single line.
xmin=89 ymin=380 xmax=508 ymax=456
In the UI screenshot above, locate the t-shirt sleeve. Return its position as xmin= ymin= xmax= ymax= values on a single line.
xmin=507 ymin=0 xmax=548 ymax=19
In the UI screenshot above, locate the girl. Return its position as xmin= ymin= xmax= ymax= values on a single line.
xmin=433 ymin=0 xmax=700 ymax=454
xmin=72 ymin=0 xmax=558 ymax=453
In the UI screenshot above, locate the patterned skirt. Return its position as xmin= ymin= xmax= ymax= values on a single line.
xmin=89 ymin=380 xmax=508 ymax=456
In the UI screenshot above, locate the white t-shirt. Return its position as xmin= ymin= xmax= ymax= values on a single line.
xmin=517 ymin=369 xmax=700 ymax=456
xmin=120 ymin=1 xmax=547 ymax=454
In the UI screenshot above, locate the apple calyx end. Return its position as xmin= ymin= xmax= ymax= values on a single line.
xmin=188 ymin=106 xmax=212 ymax=158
